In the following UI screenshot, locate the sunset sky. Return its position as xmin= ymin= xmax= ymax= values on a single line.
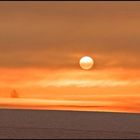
xmin=0 ymin=2 xmax=140 ymax=113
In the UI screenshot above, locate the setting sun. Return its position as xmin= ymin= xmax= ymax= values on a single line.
xmin=79 ymin=56 xmax=94 ymax=70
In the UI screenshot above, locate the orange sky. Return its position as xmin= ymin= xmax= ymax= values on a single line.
xmin=0 ymin=2 xmax=140 ymax=113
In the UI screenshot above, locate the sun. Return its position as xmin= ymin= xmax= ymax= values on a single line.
xmin=79 ymin=56 xmax=94 ymax=70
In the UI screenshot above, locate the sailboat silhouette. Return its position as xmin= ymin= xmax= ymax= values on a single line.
xmin=10 ymin=89 xmax=19 ymax=98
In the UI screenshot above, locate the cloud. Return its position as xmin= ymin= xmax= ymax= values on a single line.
xmin=2 ymin=79 xmax=140 ymax=88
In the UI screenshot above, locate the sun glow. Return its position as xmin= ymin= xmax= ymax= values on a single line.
xmin=79 ymin=56 xmax=94 ymax=70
